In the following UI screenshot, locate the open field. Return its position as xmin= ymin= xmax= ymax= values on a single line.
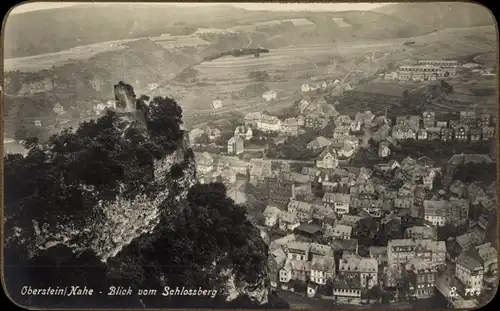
xmin=4 ymin=40 xmax=130 ymax=72
xmin=332 ymin=17 xmax=352 ymax=27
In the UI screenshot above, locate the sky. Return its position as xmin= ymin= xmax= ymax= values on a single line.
xmin=10 ymin=2 xmax=387 ymax=14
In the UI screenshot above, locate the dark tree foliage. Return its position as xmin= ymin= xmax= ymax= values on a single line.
xmin=4 ymin=95 xmax=185 ymax=241
xmin=3 ymin=88 xmax=288 ymax=308
xmin=353 ymin=217 xmax=379 ymax=248
xmin=108 ymin=182 xmax=273 ymax=308
xmin=453 ymin=163 xmax=496 ymax=185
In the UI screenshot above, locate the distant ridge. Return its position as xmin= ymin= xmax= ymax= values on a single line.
xmin=373 ymin=2 xmax=495 ymax=29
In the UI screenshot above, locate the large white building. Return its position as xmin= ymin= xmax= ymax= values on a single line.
xmin=418 ymin=60 xmax=459 ymax=68
xmin=262 ymin=90 xmax=278 ymax=101
xmin=455 ymin=251 xmax=484 ymax=294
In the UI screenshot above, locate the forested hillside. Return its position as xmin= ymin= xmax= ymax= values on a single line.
xmin=3 ymin=84 xmax=288 ymax=309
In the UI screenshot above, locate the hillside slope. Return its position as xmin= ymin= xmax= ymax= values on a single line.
xmin=373 ymin=2 xmax=496 ymax=30
xmin=6 ymin=4 xmax=436 ymax=58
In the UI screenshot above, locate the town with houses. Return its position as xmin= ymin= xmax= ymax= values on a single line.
xmin=188 ymin=59 xmax=497 ymax=308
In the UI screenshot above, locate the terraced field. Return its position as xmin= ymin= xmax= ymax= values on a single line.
xmin=427 ymin=77 xmax=498 ymax=114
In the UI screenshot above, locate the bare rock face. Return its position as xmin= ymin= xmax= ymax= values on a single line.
xmin=32 ymin=126 xmax=197 ymax=261
xmin=222 ymin=268 xmax=270 ymax=305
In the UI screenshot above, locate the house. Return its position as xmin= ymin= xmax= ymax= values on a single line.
xmin=448 ymin=198 xmax=469 ymax=224
xmin=257 ymin=114 xmax=281 ymax=132
xmin=285 ymin=258 xmax=312 ymax=282
xmin=423 ymin=200 xmax=447 ymax=226
xmin=446 ymin=233 xmax=483 ymax=262
xmin=302 ymin=167 xmax=322 ymax=182
xmin=310 ymin=257 xmax=335 ymax=286
xmin=297 ymin=115 xmax=305 ymax=127
xmin=279 ymin=259 xmax=293 ymax=284
xmin=322 ymin=215 xmax=337 ymax=237
xmin=454 ymin=124 xmax=469 ymax=141
xmin=267 ymin=175 xmax=297 ymax=208
xmin=280 ymin=118 xmax=300 ymax=136
xmin=350 ymin=120 xmax=362 ymax=132
xmin=207 ymin=128 xmax=221 ymax=141
xmin=262 ymin=90 xmax=278 ymax=101
xmin=249 ymin=159 xmax=273 ymax=185
xmin=212 ymin=99 xmax=223 ymax=109
xmin=331 ymin=224 xmax=352 ymax=239
xmin=387 ymin=239 xmax=446 ymax=271
xmin=455 ymin=251 xmax=484 ymax=294
xmin=378 ymin=142 xmax=391 ymax=158
xmin=460 ymin=111 xmax=476 ymax=126
xmin=270 ymin=234 xmax=297 ymax=252
xmin=316 ymin=147 xmax=339 ymax=169
xmin=244 ymin=112 xmax=263 ymax=127
xmin=234 ymin=125 xmax=253 ymax=140
xmin=469 ymin=128 xmax=482 ymax=142
xmin=263 ymin=205 xmax=282 ymax=227
xmin=227 ymin=136 xmax=244 ymax=155
xmin=436 ymin=120 xmax=448 ymax=128
xmin=440 ymin=128 xmax=453 ymax=141
xmin=338 ymin=215 xmax=362 ymax=227
xmin=331 ymin=239 xmax=359 ymax=256
xmin=475 ymin=243 xmax=497 ymax=274
xmin=323 ymin=193 xmax=350 ymax=215
xmin=294 ymin=224 xmax=322 ymax=239
xmin=307 ymin=136 xmax=332 ymax=150
xmin=482 ymin=126 xmax=495 ymax=140
xmin=385 ymin=72 xmax=398 ymax=80
xmin=369 ymin=246 xmax=388 ymax=265
xmin=334 ymin=115 xmax=352 ymax=127
xmin=268 ymin=250 xmax=286 ymax=288
xmin=288 ymin=200 xmax=314 ymax=223
xmin=339 ymin=255 xmax=378 ymax=289
xmin=477 ymin=113 xmax=491 ymax=128
xmin=333 ymin=125 xmax=351 ymax=141
xmin=408 ymin=115 xmax=421 ymax=128
xmin=380 ymin=214 xmax=402 ymax=237
xmin=214 ymin=156 xmax=248 ymax=175
xmin=392 ymin=125 xmax=417 ymax=140
xmin=305 ymin=113 xmax=329 ymax=130
xmin=425 ymin=128 xmax=440 ymax=141
xmin=406 ymin=259 xmax=437 ymax=299
xmin=286 ymin=241 xmax=311 ymax=261
xmin=195 ymin=152 xmax=214 ymax=176
xmin=404 ymin=226 xmax=437 ymax=240
xmin=312 ymin=204 xmax=335 ymax=222
xmin=422 ymin=111 xmax=436 ymax=128
xmin=333 ymin=274 xmax=362 ymax=301
xmin=301 ymin=84 xmax=311 ymax=92
xmin=417 ymin=128 xmax=428 ymax=140
xmin=395 ymin=116 xmax=408 ymax=126
xmin=338 ymin=139 xmax=357 ymax=159
xmin=279 ymin=210 xmax=300 ymax=232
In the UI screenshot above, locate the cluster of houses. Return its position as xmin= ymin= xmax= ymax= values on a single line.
xmin=377 ymin=110 xmax=495 ymax=157
xmin=193 ymin=122 xmax=496 ymax=304
xmin=384 ymin=60 xmax=496 ymax=82
xmin=384 ymin=60 xmax=459 ymax=82
xmin=260 ymin=155 xmax=496 ymax=303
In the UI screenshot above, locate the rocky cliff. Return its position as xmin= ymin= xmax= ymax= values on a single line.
xmin=4 ymin=84 xmax=276 ymax=308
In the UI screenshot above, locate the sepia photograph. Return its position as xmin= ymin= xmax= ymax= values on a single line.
xmin=2 ymin=1 xmax=498 ymax=309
